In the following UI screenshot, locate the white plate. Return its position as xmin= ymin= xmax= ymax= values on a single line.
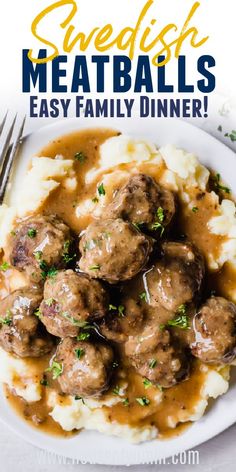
xmin=2 ymin=117 xmax=236 ymax=465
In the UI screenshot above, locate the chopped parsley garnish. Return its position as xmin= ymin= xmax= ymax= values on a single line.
xmin=34 ymin=252 xmax=58 ymax=279
xmin=109 ymin=304 xmax=117 ymax=311
xmin=167 ymin=315 xmax=189 ymax=329
xmin=27 ymin=228 xmax=37 ymax=238
xmin=77 ymin=331 xmax=90 ymax=341
xmin=192 ymin=207 xmax=199 ymax=213
xmin=139 ymin=291 xmax=148 ymax=302
xmin=112 ymin=361 xmax=119 ymax=369
xmin=74 ymin=395 xmax=85 ymax=404
xmin=34 ymin=251 xmax=43 ymax=261
xmin=177 ymin=304 xmax=187 ymax=316
xmin=151 ymin=207 xmax=165 ymax=235
xmin=92 ymin=197 xmax=99 ymax=204
xmin=74 ymin=151 xmax=86 ymax=163
xmin=143 ymin=379 xmax=152 ymax=389
xmin=45 ymin=298 xmax=55 ymax=307
xmin=136 ymin=397 xmax=150 ymax=406
xmin=156 ymin=207 xmax=165 ymax=222
xmin=98 ymin=183 xmax=106 ymax=196
xmin=46 ymin=267 xmax=58 ymax=279
xmin=113 ymin=385 xmax=122 ymax=396
xmin=213 ymin=173 xmax=231 ymax=194
xmin=162 ymin=304 xmax=190 ymax=330
xmin=149 ymin=359 xmax=157 ymax=369
xmin=132 ymin=222 xmax=145 ymax=232
xmin=40 ymin=376 xmax=49 ymax=387
xmin=123 ymin=398 xmax=129 ymax=407
xmin=63 ymin=253 xmax=76 ymax=264
xmin=75 ymin=348 xmax=85 ymax=359
xmin=39 ymin=262 xmax=49 ymax=280
xmin=39 ymin=260 xmax=48 ymax=274
xmin=0 ymin=261 xmax=10 ymax=272
xmin=109 ymin=304 xmax=125 ymax=317
xmin=0 ymin=310 xmax=12 ymax=325
xmin=62 ymin=312 xmax=93 ymax=329
xmin=34 ymin=308 xmax=42 ymax=320
xmin=156 ymin=384 xmax=163 ymax=392
xmin=46 ymin=361 xmax=63 ymax=380
xmin=118 ymin=305 xmax=125 ymax=317
xmin=89 ymin=265 xmax=100 ymax=271
xmin=41 ymin=262 xmax=57 ymax=280
xmin=224 ymin=130 xmax=236 ymax=142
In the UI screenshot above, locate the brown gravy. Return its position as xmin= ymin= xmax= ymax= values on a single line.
xmin=104 ymin=361 xmax=206 ymax=438
xmin=39 ymin=128 xmax=118 ymax=234
xmin=1 ymin=128 xmax=236 ymax=440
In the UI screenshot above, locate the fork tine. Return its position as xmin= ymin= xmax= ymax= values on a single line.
xmin=0 ymin=114 xmax=17 ymax=166
xmin=0 ymin=111 xmax=8 ymax=137
xmin=0 ymin=116 xmax=26 ymax=204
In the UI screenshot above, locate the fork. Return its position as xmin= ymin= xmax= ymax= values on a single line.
xmin=0 ymin=113 xmax=26 ymax=204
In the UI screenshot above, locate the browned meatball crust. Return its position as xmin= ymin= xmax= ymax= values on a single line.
xmin=99 ymin=269 xmax=190 ymax=348
xmin=99 ymin=270 xmax=190 ymax=388
xmin=100 ymin=297 xmax=144 ymax=344
xmin=191 ymin=296 xmax=236 ymax=364
xmin=40 ymin=270 xmax=109 ymax=338
xmin=79 ymin=218 xmax=153 ymax=283
xmin=104 ymin=174 xmax=176 ymax=237
xmin=0 ymin=288 xmax=53 ymax=357
xmin=9 ymin=215 xmax=73 ymax=283
xmin=55 ymin=338 xmax=114 ymax=397
xmin=145 ymin=241 xmax=205 ymax=312
xmin=127 ymin=328 xmax=189 ymax=388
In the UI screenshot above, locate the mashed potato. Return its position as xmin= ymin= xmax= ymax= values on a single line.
xmin=159 ymin=144 xmax=210 ymax=190
xmin=0 ymin=344 xmax=229 ymax=443
xmin=0 ymin=347 xmax=41 ymax=402
xmin=15 ymin=156 xmax=75 ymax=217
xmin=0 ymin=204 xmax=16 ymax=248
xmin=100 ymin=135 xmax=159 ymax=169
xmin=76 ymin=170 xmax=131 ymax=218
xmin=0 ymin=156 xmax=76 ymax=248
xmin=48 ymin=365 xmax=229 ymax=442
xmin=47 ymin=388 xmax=159 ymax=443
xmin=208 ymin=199 xmax=236 ymax=272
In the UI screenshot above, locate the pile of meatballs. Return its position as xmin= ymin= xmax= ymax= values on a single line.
xmin=1 ymin=173 xmax=236 ymax=399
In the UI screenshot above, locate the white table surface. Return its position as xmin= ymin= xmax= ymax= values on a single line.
xmin=1 ymin=93 xmax=236 ymax=471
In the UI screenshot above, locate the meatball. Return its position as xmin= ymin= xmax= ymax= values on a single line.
xmin=104 ymin=174 xmax=176 ymax=236
xmin=126 ymin=328 xmax=189 ymax=388
xmin=99 ymin=272 xmax=173 ymax=344
xmin=0 ymin=288 xmax=53 ymax=357
xmin=145 ymin=241 xmax=204 ymax=311
xmin=100 ymin=297 xmax=144 ymax=343
xmin=55 ymin=338 xmax=114 ymax=397
xmin=40 ymin=270 xmax=109 ymax=338
xmin=124 ymin=314 xmax=164 ymax=357
xmin=79 ymin=218 xmax=153 ymax=283
xmin=9 ymin=215 xmax=73 ymax=283
xmin=191 ymin=296 xmax=236 ymax=364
